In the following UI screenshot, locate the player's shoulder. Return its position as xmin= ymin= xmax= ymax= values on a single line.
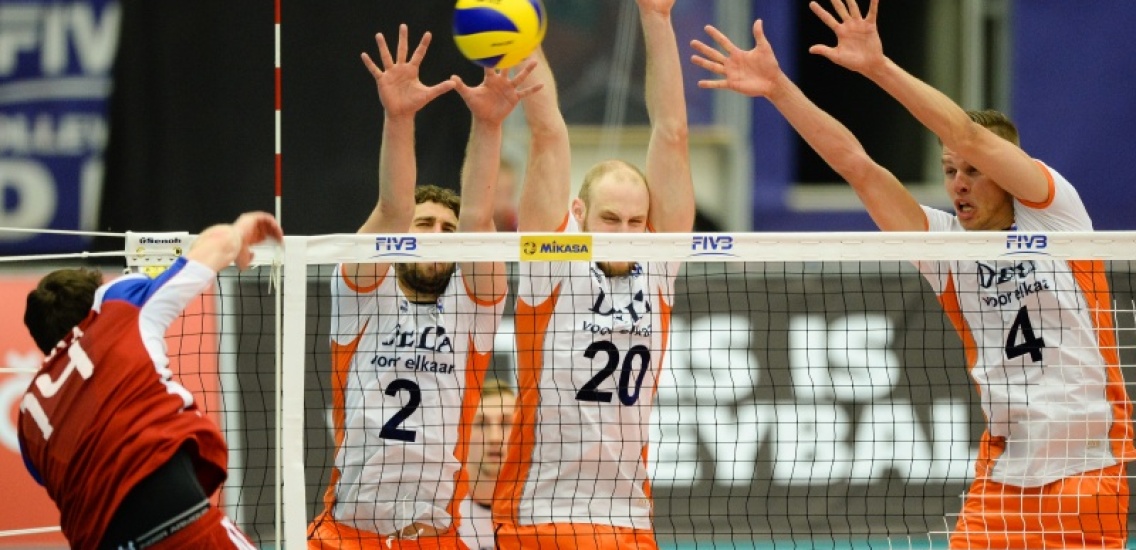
xmin=335 ymin=263 xmax=395 ymax=295
xmin=918 ymin=205 xmax=959 ymax=232
xmin=1015 ymin=162 xmax=1093 ymax=230
xmin=96 ymin=257 xmax=211 ymax=311
xmin=94 ymin=272 xmax=156 ymax=311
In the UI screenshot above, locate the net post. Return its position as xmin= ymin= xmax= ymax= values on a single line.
xmin=280 ymin=235 xmax=308 ymax=546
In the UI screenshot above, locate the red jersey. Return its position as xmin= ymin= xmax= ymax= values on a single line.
xmin=17 ymin=257 xmax=229 ymax=549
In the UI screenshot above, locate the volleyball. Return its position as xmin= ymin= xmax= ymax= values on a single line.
xmin=452 ymin=0 xmax=547 ymax=70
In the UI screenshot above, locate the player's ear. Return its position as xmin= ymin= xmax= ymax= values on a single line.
xmin=571 ymin=198 xmax=586 ymax=226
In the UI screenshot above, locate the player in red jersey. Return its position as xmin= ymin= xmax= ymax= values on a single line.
xmin=18 ymin=211 xmax=281 ymax=549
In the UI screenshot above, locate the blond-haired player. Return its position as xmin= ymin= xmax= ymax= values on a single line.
xmin=458 ymin=379 xmax=516 ymax=550
xmin=493 ymin=0 xmax=694 ymax=548
xmin=692 ymin=1 xmax=1135 ymax=547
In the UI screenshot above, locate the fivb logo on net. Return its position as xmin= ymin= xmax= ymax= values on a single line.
xmin=374 ymin=236 xmax=419 ymax=258
xmin=691 ymin=235 xmax=736 ymax=257
xmin=1004 ymin=233 xmax=1049 ymax=255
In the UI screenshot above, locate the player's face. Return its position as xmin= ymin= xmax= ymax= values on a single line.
xmin=942 ymin=148 xmax=1015 ymax=231
xmin=574 ymin=175 xmax=649 ymax=277
xmin=468 ymin=392 xmax=516 ymax=480
xmin=397 ymin=201 xmax=458 ymax=296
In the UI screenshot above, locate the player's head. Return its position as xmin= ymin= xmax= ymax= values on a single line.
xmin=967 ymin=109 xmax=1020 ymax=147
xmin=397 ymin=185 xmax=460 ymax=297
xmin=468 ymin=378 xmax=516 ymax=484
xmin=941 ymin=110 xmax=1020 ymax=231
xmin=24 ymin=268 xmax=102 ymax=354
xmin=572 ymin=160 xmax=649 ymax=277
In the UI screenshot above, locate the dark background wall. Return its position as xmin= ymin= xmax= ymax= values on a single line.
xmin=1010 ymin=1 xmax=1136 ymax=230
xmin=98 ymin=0 xmax=483 ymax=247
xmin=5 ymin=0 xmax=1131 ymax=253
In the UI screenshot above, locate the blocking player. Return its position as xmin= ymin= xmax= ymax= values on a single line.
xmin=692 ymin=0 xmax=1135 ymax=547
xmin=493 ymin=0 xmax=694 ymax=548
xmin=457 ymin=379 xmax=516 ymax=550
xmin=306 ymin=25 xmax=537 ymax=549
xmin=18 ymin=211 xmax=281 ymax=549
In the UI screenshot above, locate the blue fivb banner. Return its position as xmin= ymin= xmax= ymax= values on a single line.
xmin=0 ymin=0 xmax=119 ymax=254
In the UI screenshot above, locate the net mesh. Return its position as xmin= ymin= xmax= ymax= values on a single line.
xmin=4 ymin=232 xmax=1136 ymax=549
xmin=286 ymin=232 xmax=1136 ymax=549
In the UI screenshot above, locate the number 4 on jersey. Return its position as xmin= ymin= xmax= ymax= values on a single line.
xmin=1005 ymin=305 xmax=1046 ymax=362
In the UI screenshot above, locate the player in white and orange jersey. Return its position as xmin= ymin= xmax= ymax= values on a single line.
xmin=692 ymin=0 xmax=1135 ymax=547
xmin=457 ymin=379 xmax=516 ymax=550
xmin=492 ymin=1 xmax=694 ymax=548
xmin=306 ymin=25 xmax=539 ymax=550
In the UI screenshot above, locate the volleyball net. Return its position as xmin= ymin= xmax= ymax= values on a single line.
xmin=3 ymin=230 xmax=1136 ymax=548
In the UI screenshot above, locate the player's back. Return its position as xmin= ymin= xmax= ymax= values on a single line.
xmin=18 ymin=264 xmax=227 ymax=548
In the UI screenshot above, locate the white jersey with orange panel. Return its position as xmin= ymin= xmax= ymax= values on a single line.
xmin=496 ymin=216 xmax=680 ymax=530
xmin=318 ymin=264 xmax=505 ymax=535
xmin=916 ymin=161 xmax=1135 ymax=487
xmin=457 ymin=497 xmax=494 ymax=550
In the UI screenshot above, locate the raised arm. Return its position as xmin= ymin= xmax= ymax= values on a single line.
xmin=808 ymin=0 xmax=1048 ymax=204
xmin=516 ymin=48 xmax=573 ymax=232
xmin=452 ymin=63 xmax=541 ymax=302
xmin=187 ymin=211 xmax=283 ymax=273
xmin=349 ymin=25 xmax=455 ymax=287
xmin=691 ymin=20 xmax=923 ymax=231
xmin=638 ymin=0 xmax=694 ymax=232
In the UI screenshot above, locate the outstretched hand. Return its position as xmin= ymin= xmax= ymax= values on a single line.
xmin=231 ymin=212 xmax=283 ymax=270
xmin=361 ymin=24 xmax=455 ymax=118
xmin=691 ymin=20 xmax=784 ymax=99
xmin=452 ymin=61 xmax=543 ymax=125
xmin=807 ymin=0 xmax=885 ymax=75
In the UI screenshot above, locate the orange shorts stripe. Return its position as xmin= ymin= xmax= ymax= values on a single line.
xmin=951 ymin=463 xmax=1130 ymax=549
xmin=494 ymin=522 xmax=656 ymax=550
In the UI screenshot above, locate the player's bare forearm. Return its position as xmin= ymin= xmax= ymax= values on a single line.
xmin=866 ymin=59 xmax=974 ymax=157
xmin=520 ymin=49 xmax=564 ymax=140
xmin=769 ymin=75 xmax=920 ymax=231
xmin=808 ymin=0 xmax=1047 ymax=204
xmin=457 ymin=120 xmax=507 ymax=302
xmin=867 ymin=59 xmax=1048 ymax=203
xmin=518 ymin=50 xmax=572 ymax=231
xmin=363 ymin=114 xmax=417 ymax=236
xmin=458 ymin=118 xmax=504 ymax=234
xmin=641 ymin=6 xmax=694 ymax=232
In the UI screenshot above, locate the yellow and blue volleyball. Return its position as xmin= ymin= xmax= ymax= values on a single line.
xmin=452 ymin=0 xmax=547 ymax=69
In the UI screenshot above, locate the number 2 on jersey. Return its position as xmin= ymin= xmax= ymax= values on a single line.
xmin=1005 ymin=305 xmax=1046 ymax=362
xmin=380 ymin=378 xmax=422 ymax=442
xmin=576 ymin=341 xmax=651 ymax=406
